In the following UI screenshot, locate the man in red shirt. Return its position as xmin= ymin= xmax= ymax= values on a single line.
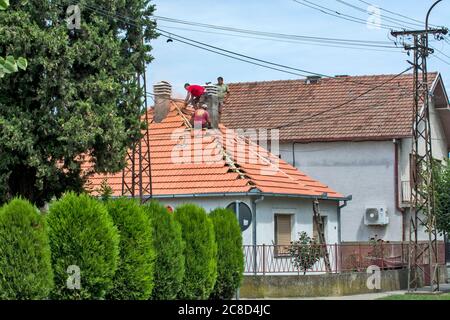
xmin=190 ymin=104 xmax=211 ymax=129
xmin=184 ymin=83 xmax=206 ymax=108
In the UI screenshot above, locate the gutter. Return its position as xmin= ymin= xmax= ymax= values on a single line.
xmin=137 ymin=191 xmax=350 ymax=202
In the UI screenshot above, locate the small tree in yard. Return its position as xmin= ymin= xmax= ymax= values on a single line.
xmin=105 ymin=198 xmax=155 ymax=300
xmin=435 ymin=160 xmax=450 ymax=234
xmin=144 ymin=201 xmax=185 ymax=300
xmin=174 ymin=204 xmax=217 ymax=300
xmin=209 ymin=208 xmax=244 ymax=300
xmin=47 ymin=192 xmax=119 ymax=300
xmin=0 ymin=198 xmax=53 ymax=299
xmin=288 ymin=232 xmax=321 ymax=275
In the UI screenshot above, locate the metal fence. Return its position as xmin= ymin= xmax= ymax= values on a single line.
xmin=243 ymin=242 xmax=446 ymax=275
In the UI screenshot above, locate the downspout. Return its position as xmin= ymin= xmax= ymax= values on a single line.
xmin=338 ymin=200 xmax=348 ymax=244
xmin=292 ymin=142 xmax=299 ymax=167
xmin=394 ymin=139 xmax=406 ymax=242
xmin=252 ymin=195 xmax=264 ymax=275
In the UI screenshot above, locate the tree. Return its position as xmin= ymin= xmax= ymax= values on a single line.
xmin=105 ymin=198 xmax=155 ymax=300
xmin=288 ymin=232 xmax=321 ymax=275
xmin=435 ymin=160 xmax=450 ymax=234
xmin=174 ymin=204 xmax=217 ymax=299
xmin=209 ymin=208 xmax=244 ymax=300
xmin=0 ymin=0 xmax=28 ymax=78
xmin=46 ymin=192 xmax=120 ymax=299
xmin=0 ymin=1 xmax=157 ymax=206
xmin=0 ymin=198 xmax=53 ymax=299
xmin=144 ymin=201 xmax=185 ymax=300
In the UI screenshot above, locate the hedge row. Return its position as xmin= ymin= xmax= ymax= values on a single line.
xmin=0 ymin=194 xmax=244 ymax=300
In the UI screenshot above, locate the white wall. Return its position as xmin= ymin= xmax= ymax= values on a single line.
xmin=280 ymin=140 xmax=401 ymax=242
xmin=156 ymin=196 xmax=339 ymax=246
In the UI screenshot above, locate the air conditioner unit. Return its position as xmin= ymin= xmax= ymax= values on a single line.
xmin=364 ymin=206 xmax=389 ymax=226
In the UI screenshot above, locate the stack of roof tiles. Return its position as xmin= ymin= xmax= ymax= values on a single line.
xmin=85 ymin=101 xmax=343 ymax=199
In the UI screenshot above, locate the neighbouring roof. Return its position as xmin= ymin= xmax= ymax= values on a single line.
xmin=84 ymin=100 xmax=345 ymax=200
xmin=221 ymin=72 xmax=447 ymax=143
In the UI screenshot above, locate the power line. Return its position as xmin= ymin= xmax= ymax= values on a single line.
xmin=291 ymin=0 xmax=401 ymax=30
xmin=335 ymin=0 xmax=425 ymax=29
xmin=357 ymin=0 xmax=440 ymax=28
xmin=154 ymin=15 xmax=395 ymax=46
xmin=158 ymin=25 xmax=402 ymax=53
xmin=273 ymin=67 xmax=413 ymax=130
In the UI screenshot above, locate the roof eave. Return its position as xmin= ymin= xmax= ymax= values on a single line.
xmin=111 ymin=192 xmax=351 ymax=202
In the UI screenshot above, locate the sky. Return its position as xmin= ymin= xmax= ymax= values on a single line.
xmin=147 ymin=0 xmax=450 ymax=97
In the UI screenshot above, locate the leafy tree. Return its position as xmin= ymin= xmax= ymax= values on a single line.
xmin=209 ymin=208 xmax=244 ymax=300
xmin=174 ymin=204 xmax=217 ymax=300
xmin=288 ymin=231 xmax=321 ymax=275
xmin=0 ymin=198 xmax=54 ymax=299
xmin=144 ymin=201 xmax=185 ymax=300
xmin=435 ymin=160 xmax=450 ymax=234
xmin=0 ymin=0 xmax=157 ymax=206
xmin=0 ymin=0 xmax=28 ymax=78
xmin=105 ymin=198 xmax=155 ymax=300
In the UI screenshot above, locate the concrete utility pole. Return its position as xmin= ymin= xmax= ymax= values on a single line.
xmin=391 ymin=0 xmax=448 ymax=293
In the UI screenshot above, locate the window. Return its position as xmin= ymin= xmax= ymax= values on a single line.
xmin=274 ymin=214 xmax=292 ymax=255
xmin=313 ymin=216 xmax=327 ymax=243
xmin=226 ymin=201 xmax=252 ymax=232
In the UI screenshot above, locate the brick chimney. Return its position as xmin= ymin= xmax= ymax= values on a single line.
xmin=205 ymin=84 xmax=219 ymax=129
xmin=153 ymin=81 xmax=172 ymax=123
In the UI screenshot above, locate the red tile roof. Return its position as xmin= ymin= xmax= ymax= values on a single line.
xmin=85 ymin=101 xmax=344 ymax=199
xmin=221 ymin=73 xmax=440 ymax=142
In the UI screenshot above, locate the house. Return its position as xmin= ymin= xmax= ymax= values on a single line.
xmin=85 ymin=81 xmax=350 ymax=250
xmin=221 ymin=73 xmax=450 ymax=245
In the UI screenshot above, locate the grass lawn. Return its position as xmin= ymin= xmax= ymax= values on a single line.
xmin=379 ymin=293 xmax=450 ymax=300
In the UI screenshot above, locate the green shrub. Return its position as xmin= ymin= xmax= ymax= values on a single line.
xmin=174 ymin=204 xmax=217 ymax=299
xmin=0 ymin=198 xmax=54 ymax=299
xmin=47 ymin=192 xmax=119 ymax=299
xmin=209 ymin=208 xmax=244 ymax=299
xmin=144 ymin=201 xmax=185 ymax=300
xmin=105 ymin=198 xmax=155 ymax=300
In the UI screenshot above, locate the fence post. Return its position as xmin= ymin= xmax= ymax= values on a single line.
xmin=335 ymin=243 xmax=338 ymax=273
xmin=262 ymin=244 xmax=266 ymax=276
xmin=253 ymin=244 xmax=257 ymax=275
xmin=359 ymin=243 xmax=362 ymax=271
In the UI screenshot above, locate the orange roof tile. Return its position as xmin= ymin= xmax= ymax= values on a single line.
xmin=85 ymin=101 xmax=345 ymax=199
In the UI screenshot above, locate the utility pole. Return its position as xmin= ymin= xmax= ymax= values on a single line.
xmin=122 ymin=36 xmax=153 ymax=203
xmin=391 ymin=0 xmax=448 ymax=293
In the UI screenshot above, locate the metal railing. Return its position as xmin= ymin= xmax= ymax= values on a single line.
xmin=243 ymin=242 xmax=446 ymax=275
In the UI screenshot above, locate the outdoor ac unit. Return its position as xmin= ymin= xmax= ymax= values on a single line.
xmin=364 ymin=206 xmax=389 ymax=226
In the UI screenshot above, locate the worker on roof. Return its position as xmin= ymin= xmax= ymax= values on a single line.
xmin=190 ymin=104 xmax=211 ymax=129
xmin=216 ymin=76 xmax=229 ymax=115
xmin=184 ymin=83 xmax=206 ymax=108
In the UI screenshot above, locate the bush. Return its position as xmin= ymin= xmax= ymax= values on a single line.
xmin=105 ymin=198 xmax=155 ymax=300
xmin=0 ymin=198 xmax=54 ymax=299
xmin=174 ymin=204 xmax=217 ymax=299
xmin=47 ymin=192 xmax=119 ymax=299
xmin=209 ymin=208 xmax=244 ymax=299
xmin=144 ymin=201 xmax=185 ymax=300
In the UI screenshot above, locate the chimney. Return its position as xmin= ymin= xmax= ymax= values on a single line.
xmin=153 ymin=81 xmax=172 ymax=123
xmin=305 ymin=75 xmax=321 ymax=84
xmin=205 ymin=84 xmax=219 ymax=129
